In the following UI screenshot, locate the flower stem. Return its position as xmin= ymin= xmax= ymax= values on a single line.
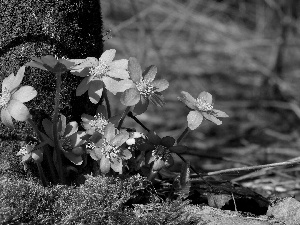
xmin=175 ymin=152 xmax=212 ymax=189
xmin=53 ymin=72 xmax=65 ymax=184
xmin=36 ymin=162 xmax=48 ymax=187
xmin=27 ymin=118 xmax=58 ymax=184
xmin=127 ymin=111 xmax=150 ymax=132
xmin=176 ymin=126 xmax=190 ymax=144
xmin=103 ymin=88 xmax=111 ymax=118
xmin=117 ymin=106 xmax=131 ymax=130
xmin=175 ymin=126 xmax=212 ymax=188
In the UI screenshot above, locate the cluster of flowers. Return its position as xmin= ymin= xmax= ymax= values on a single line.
xmin=0 ymin=49 xmax=228 ymax=176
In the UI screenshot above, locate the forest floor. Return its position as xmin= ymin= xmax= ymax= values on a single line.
xmin=102 ymin=0 xmax=300 ymax=202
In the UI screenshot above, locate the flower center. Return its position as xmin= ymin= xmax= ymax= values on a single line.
xmin=195 ymin=97 xmax=213 ymax=111
xmin=101 ymin=139 xmax=120 ymax=159
xmin=136 ymin=78 xmax=155 ymax=98
xmin=60 ymin=137 xmax=73 ymax=151
xmin=86 ymin=141 xmax=96 ymax=150
xmin=18 ymin=142 xmax=38 ymax=156
xmin=89 ymin=59 xmax=110 ymax=80
xmin=152 ymin=145 xmax=170 ymax=161
xmin=0 ymin=88 xmax=11 ymax=109
xmin=88 ymin=113 xmax=108 ymax=134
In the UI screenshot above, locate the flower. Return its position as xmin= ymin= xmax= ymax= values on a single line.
xmin=17 ymin=141 xmax=44 ymax=163
xmin=0 ymin=66 xmax=37 ymax=129
xmin=81 ymin=105 xmax=120 ymax=136
xmin=69 ymin=49 xmax=133 ymax=103
xmin=178 ymin=91 xmax=229 ymax=130
xmin=121 ymin=57 xmax=169 ymax=115
xmin=41 ymin=114 xmax=87 ymax=165
xmin=86 ymin=123 xmax=131 ymax=174
xmin=25 ymin=55 xmax=75 ymax=74
xmin=140 ymin=131 xmax=186 ymax=171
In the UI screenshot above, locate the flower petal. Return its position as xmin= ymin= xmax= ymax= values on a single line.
xmin=2 ymin=73 xmax=15 ymax=92
xmin=187 ymin=111 xmax=203 ymax=130
xmin=178 ymin=91 xmax=197 ymax=110
xmin=12 ymin=86 xmax=37 ymax=103
xmin=152 ymin=158 xmax=165 ymax=171
xmin=152 ymin=79 xmax=169 ymax=92
xmin=63 ymin=151 xmax=83 ymax=165
xmin=31 ymin=148 xmax=44 ymax=163
xmin=68 ymin=131 xmax=86 ymax=147
xmin=149 ymin=93 xmax=164 ymax=107
xmin=70 ymin=57 xmax=98 ymax=71
xmin=133 ymin=98 xmax=149 ymax=115
xmin=100 ymin=156 xmax=111 ymax=174
xmin=202 ymin=112 xmax=222 ymax=125
xmin=89 ymin=147 xmax=102 ymax=161
xmin=71 ymin=67 xmax=92 ymax=77
xmin=76 ymin=77 xmax=90 ymax=96
xmin=161 ymin=136 xmax=175 ymax=147
xmin=120 ymin=88 xmax=140 ymax=106
xmin=111 ymin=158 xmax=123 ymax=174
xmin=88 ymin=80 xmax=104 ymax=104
xmin=109 ymin=59 xmax=128 ymax=69
xmin=104 ymin=123 xmax=116 ymax=142
xmin=139 ymin=143 xmax=155 ymax=152
xmin=64 ymin=121 xmax=78 ymax=137
xmin=7 ymin=99 xmax=30 ymax=121
xmin=212 ymin=109 xmax=229 ymax=118
xmin=1 ymin=108 xmax=14 ymax=129
xmin=128 ymin=57 xmax=142 ymax=82
xmin=102 ymin=77 xmax=133 ymax=95
xmin=122 ymin=149 xmax=132 ymax=160
xmin=143 ymin=65 xmax=157 ymax=83
xmin=198 ymin=91 xmax=213 ymax=104
xmin=165 ymin=154 xmax=174 ymax=168
xmin=9 ymin=66 xmax=25 ymax=91
xmin=107 ymin=69 xmax=129 ymax=79
xmin=111 ymin=130 xmax=129 ymax=147
xmin=100 ymin=49 xmax=116 ymax=64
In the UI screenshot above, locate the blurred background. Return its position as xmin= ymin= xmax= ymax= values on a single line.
xmin=101 ymin=0 xmax=300 ymax=198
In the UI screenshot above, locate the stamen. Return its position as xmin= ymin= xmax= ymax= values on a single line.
xmin=0 ymin=88 xmax=11 ymax=109
xmin=195 ymin=97 xmax=213 ymax=111
xmin=88 ymin=113 xmax=108 ymax=134
xmin=60 ymin=137 xmax=73 ymax=151
xmin=101 ymin=139 xmax=120 ymax=160
xmin=136 ymin=78 xmax=155 ymax=98
xmin=152 ymin=145 xmax=170 ymax=161
xmin=86 ymin=141 xmax=96 ymax=150
xmin=89 ymin=59 xmax=110 ymax=80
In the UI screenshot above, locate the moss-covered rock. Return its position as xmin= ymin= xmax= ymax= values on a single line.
xmin=0 ymin=0 xmax=103 ymax=179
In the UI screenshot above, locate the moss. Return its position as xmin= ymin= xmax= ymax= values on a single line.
xmin=0 ymin=0 xmax=104 ymax=182
xmin=0 ymin=174 xmax=198 ymax=224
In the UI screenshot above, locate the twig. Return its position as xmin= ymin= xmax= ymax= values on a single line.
xmin=207 ymin=157 xmax=300 ymax=176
